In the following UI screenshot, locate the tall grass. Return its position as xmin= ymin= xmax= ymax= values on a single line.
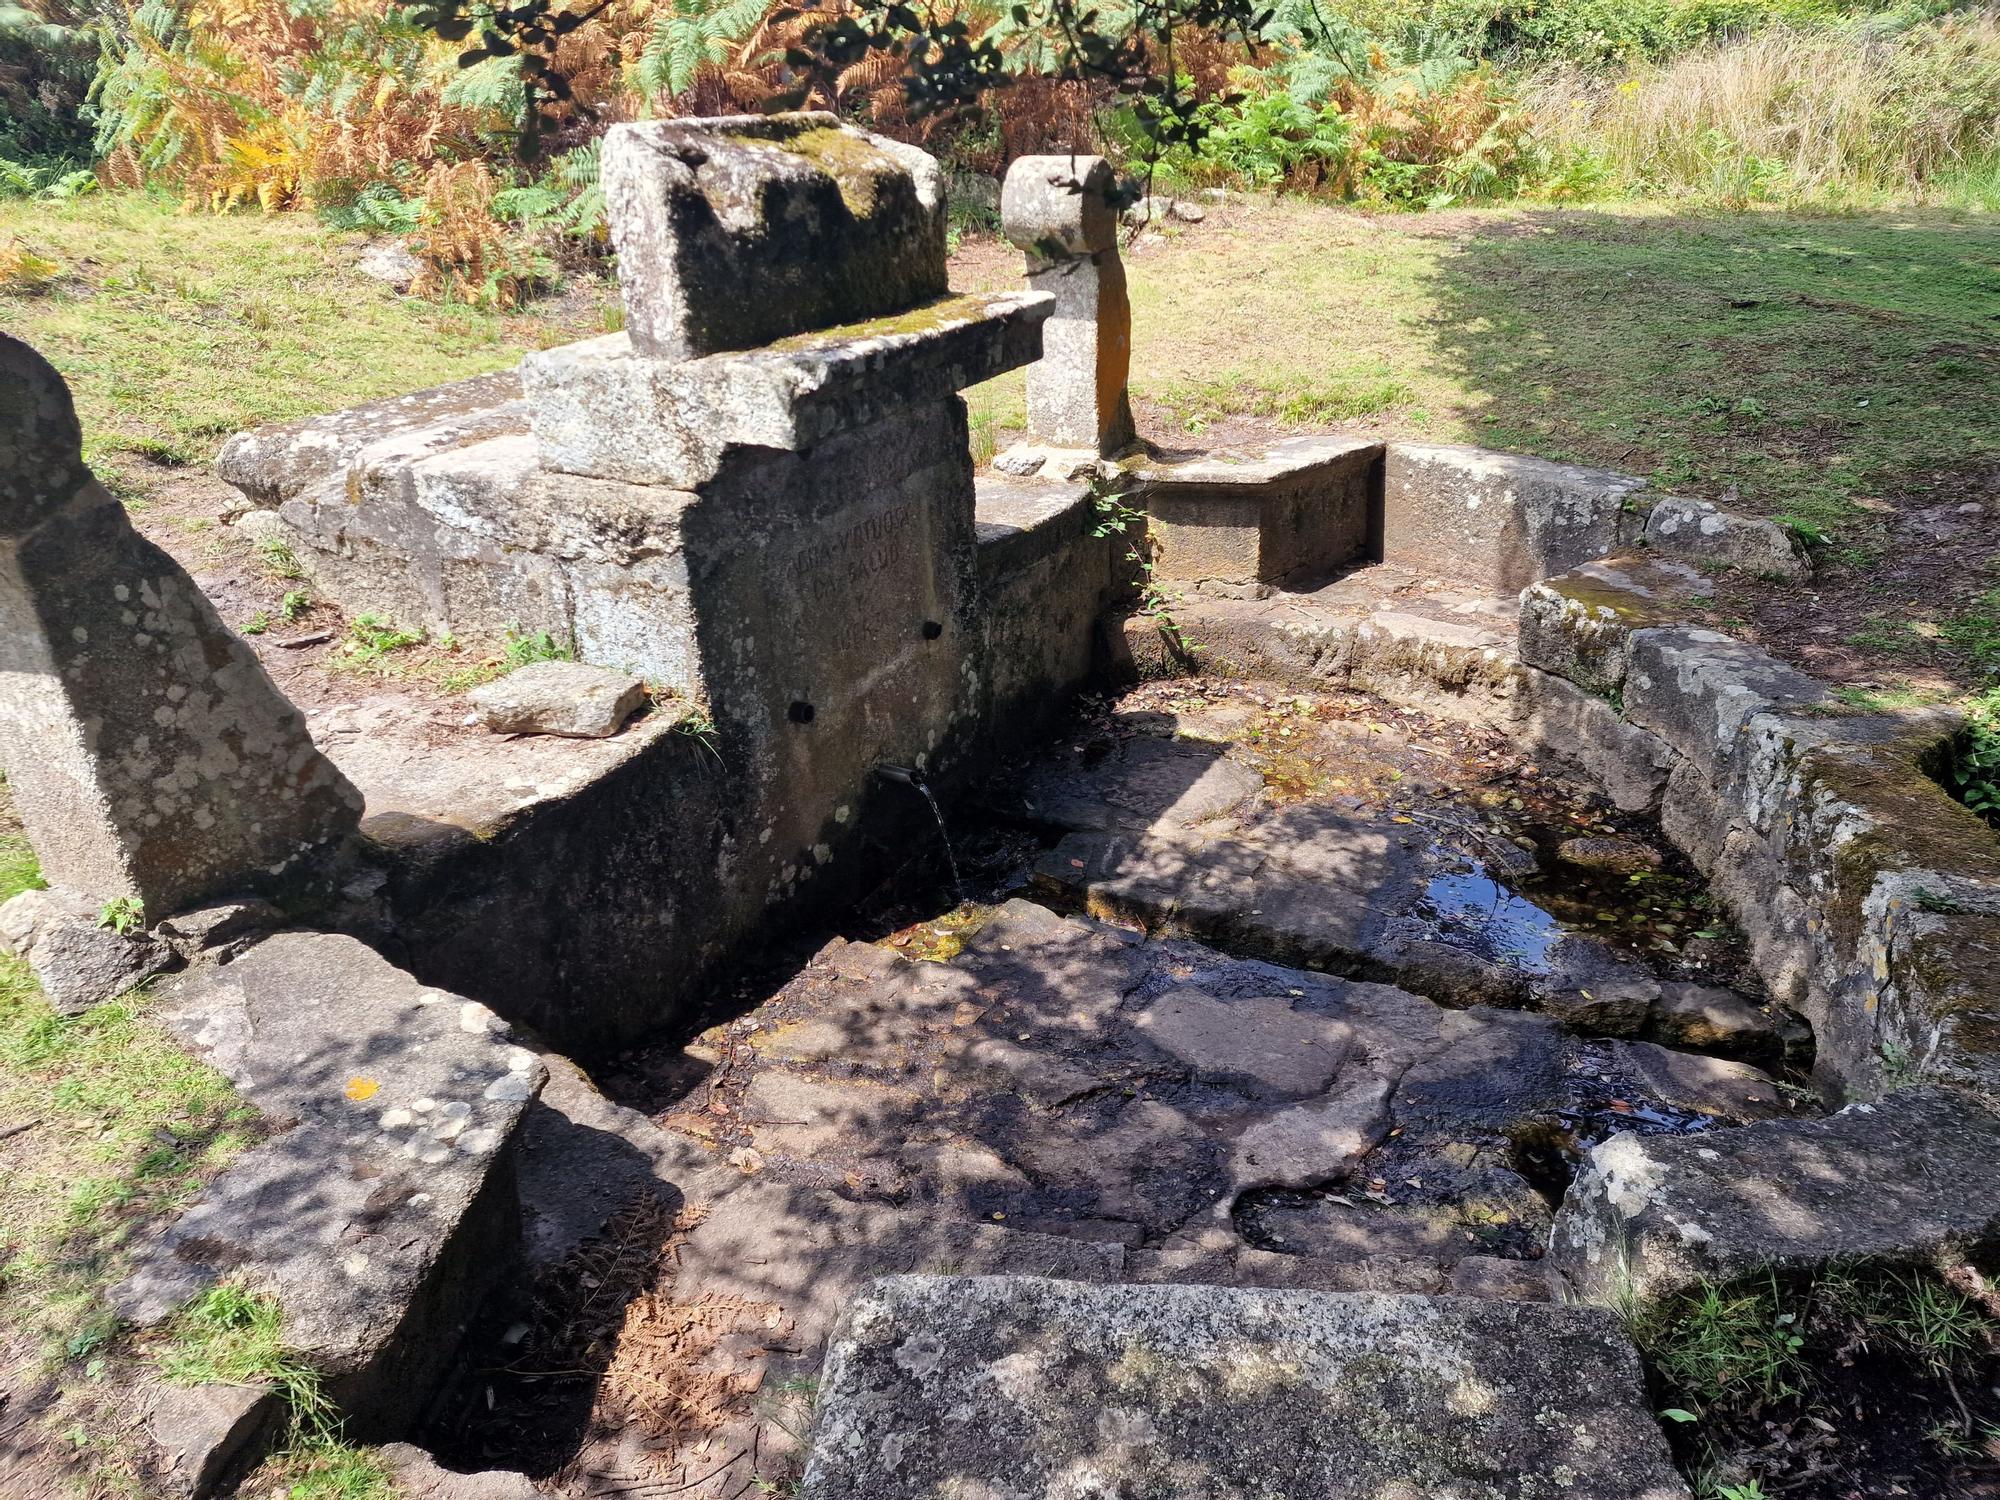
xmin=1525 ymin=10 xmax=2000 ymax=205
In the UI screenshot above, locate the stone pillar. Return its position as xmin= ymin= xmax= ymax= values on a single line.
xmin=0 ymin=335 xmax=361 ymax=917
xmin=1000 ymin=155 xmax=1136 ymax=457
xmin=520 ymin=114 xmax=1052 ymax=900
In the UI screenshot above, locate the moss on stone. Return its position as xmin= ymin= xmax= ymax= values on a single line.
xmin=725 ymin=126 xmax=898 ymax=218
xmin=765 ymin=294 xmax=991 ymax=352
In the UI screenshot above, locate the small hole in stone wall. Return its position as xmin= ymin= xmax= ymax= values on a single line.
xmin=922 ymin=620 xmax=944 ymax=640
xmin=788 ymin=700 xmax=816 ymax=725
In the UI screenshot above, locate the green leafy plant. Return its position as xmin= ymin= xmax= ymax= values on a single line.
xmin=281 ymin=589 xmax=311 ymax=624
xmin=256 ymin=537 xmax=306 ymax=582
xmin=502 ymin=626 xmax=573 ymax=668
xmin=338 ymin=612 xmax=424 ymax=669
xmin=95 ymin=897 xmax=144 ymax=936
xmin=1950 ymin=688 xmax=2000 ymax=825
xmin=242 ymin=611 xmax=270 ymax=636
xmin=1634 ymin=1274 xmax=1806 ymax=1409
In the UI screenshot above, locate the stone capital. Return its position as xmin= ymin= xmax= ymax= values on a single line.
xmin=1001 ymin=155 xmax=1120 ymax=264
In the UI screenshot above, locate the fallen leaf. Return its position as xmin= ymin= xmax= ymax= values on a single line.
xmin=344 ymin=1077 xmax=379 ymax=1102
xmin=727 ymin=1146 xmax=764 ymax=1175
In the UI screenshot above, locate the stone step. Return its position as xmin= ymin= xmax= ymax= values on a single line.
xmin=109 ymin=932 xmax=546 ymax=1439
xmin=798 ymin=1275 xmax=1691 ymax=1500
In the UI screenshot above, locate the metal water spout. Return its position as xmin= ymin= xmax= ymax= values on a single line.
xmin=874 ymin=763 xmax=964 ymax=901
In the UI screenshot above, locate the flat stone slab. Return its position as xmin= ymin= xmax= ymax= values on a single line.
xmin=801 ymin=1275 xmax=1691 ymax=1500
xmin=666 ymin=899 xmax=1787 ymax=1275
xmin=1032 ymin=801 xmax=1430 ymax=968
xmin=1151 ymin=566 xmax=1527 ymax=725
xmin=1018 ymin=732 xmax=1264 ymax=834
xmin=1551 ymin=1086 xmax=2000 ymax=1306
xmin=523 ymin=290 xmax=1050 ymax=488
xmin=111 ymin=933 xmax=544 ymax=1426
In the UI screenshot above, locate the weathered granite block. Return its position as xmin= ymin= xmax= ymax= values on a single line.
xmin=974 ymin=475 xmax=1111 ymax=744
xmin=0 ymin=885 xmax=173 ymax=1014
xmin=137 ymin=1377 xmax=278 ymax=1500
xmin=1623 ymin=627 xmax=1829 ymax=782
xmin=1516 ymin=552 xmax=1712 ymax=697
xmin=1136 ymin=436 xmax=1381 ymax=589
xmin=112 ymin=933 xmax=545 ymax=1436
xmin=1519 ymin=669 xmax=1677 ymax=813
xmin=1001 ymin=154 xmax=1135 ymax=453
xmin=1550 ymin=1088 xmax=2000 ymax=1307
xmin=216 ymin=371 xmax=527 ymax=511
xmin=522 ymin=291 xmax=1051 ymax=487
xmin=802 ymin=1275 xmax=1691 ymax=1500
xmin=0 ymin=335 xmax=360 ymax=917
xmin=469 ymin=660 xmax=646 ymax=739
xmin=1645 ymin=494 xmax=1808 ymax=580
xmin=603 ymin=112 xmax=947 ymax=360
xmin=1383 ymin=442 xmax=1646 ymax=592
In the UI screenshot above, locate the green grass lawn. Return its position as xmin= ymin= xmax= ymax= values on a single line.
xmin=8 ymin=193 xmax=1993 ymax=540
xmin=0 ymin=192 xmax=613 ymax=479
xmin=964 ymin=199 xmax=1999 ymax=542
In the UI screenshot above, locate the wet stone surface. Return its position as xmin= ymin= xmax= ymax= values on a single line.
xmin=628 ymin=677 xmax=1812 ymax=1302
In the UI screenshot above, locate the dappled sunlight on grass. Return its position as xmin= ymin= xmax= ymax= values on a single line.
xmin=0 ymin=191 xmax=612 ymax=472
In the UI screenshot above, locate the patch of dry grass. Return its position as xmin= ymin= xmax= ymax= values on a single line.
xmin=1525 ymin=12 xmax=2000 ymax=207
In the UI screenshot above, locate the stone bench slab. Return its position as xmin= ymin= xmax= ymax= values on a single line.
xmin=800 ymin=1275 xmax=1691 ymax=1499
xmin=524 ymin=291 xmax=1051 ymax=487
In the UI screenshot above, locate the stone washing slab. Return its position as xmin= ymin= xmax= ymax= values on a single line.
xmin=1517 ymin=553 xmax=1714 ymax=698
xmin=1381 ymin=441 xmax=1648 ymax=595
xmin=1133 ymin=436 xmax=1381 ymax=590
xmin=800 ymin=1275 xmax=1692 ymax=1500
xmin=1032 ymin=802 xmax=1430 ymax=969
xmin=602 ymin=112 xmax=947 ymax=360
xmin=523 ymin=291 xmax=1051 ymax=487
xmin=111 ymin=933 xmax=546 ymax=1434
xmin=216 ymin=370 xmax=526 ymax=511
xmin=1549 ymin=1087 xmax=2000 ymax=1307
xmin=1153 ymin=567 xmax=1527 ymax=725
xmin=1623 ymin=626 xmax=1830 ymax=783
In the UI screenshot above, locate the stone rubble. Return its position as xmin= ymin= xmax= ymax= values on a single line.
xmin=0 ymin=885 xmax=173 ymax=1014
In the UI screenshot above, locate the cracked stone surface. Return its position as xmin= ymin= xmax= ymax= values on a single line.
xmin=660 ymin=898 xmax=1794 ymax=1286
